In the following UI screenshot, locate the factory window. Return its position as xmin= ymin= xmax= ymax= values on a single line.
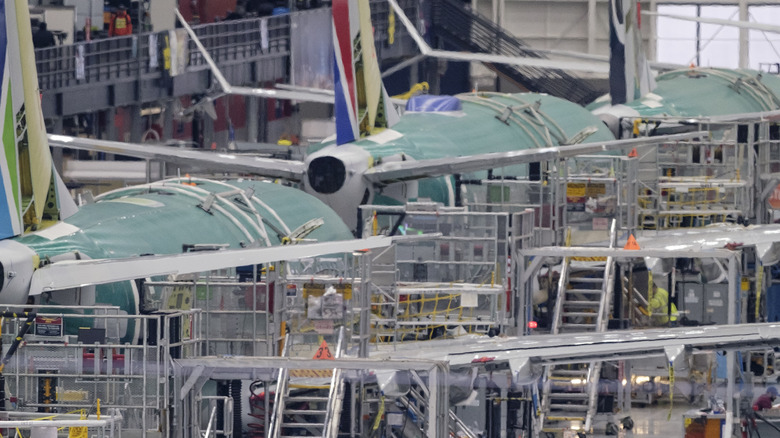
xmin=747 ymin=6 xmax=780 ymax=72
xmin=656 ymin=5 xmax=739 ymax=68
xmin=656 ymin=4 xmax=780 ymax=72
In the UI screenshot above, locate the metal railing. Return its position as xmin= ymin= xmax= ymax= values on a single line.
xmin=0 ymin=305 xmax=201 ymax=436
xmin=429 ymin=0 xmax=601 ymax=104
xmin=35 ymin=14 xmax=291 ymax=94
xmin=34 ymin=0 xmax=418 ymax=115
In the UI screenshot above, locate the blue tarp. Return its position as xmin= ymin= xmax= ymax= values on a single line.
xmin=406 ymin=95 xmax=462 ymax=112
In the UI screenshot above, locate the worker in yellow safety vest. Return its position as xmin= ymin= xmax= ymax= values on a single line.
xmin=649 ymin=283 xmax=678 ymax=325
xmin=109 ymin=6 xmax=133 ymax=37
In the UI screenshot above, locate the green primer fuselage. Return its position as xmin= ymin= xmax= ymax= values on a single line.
xmin=589 ymin=68 xmax=780 ymax=117
xmin=13 ymin=178 xmax=352 ymax=342
xmin=311 ymin=92 xmax=615 ymax=209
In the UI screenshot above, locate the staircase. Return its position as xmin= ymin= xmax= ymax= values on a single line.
xmin=268 ymin=330 xmax=347 ymax=438
xmin=429 ymin=0 xmax=603 ymax=105
xmin=539 ymin=221 xmax=618 ymax=435
xmin=393 ymin=375 xmax=479 ymax=438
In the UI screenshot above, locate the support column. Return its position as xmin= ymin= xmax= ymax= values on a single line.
xmin=163 ymin=99 xmax=174 ymax=141
xmin=587 ymin=0 xmax=597 ymax=55
xmin=129 ymin=104 xmax=144 ymax=144
xmin=739 ymin=0 xmax=749 ymax=68
xmin=258 ymin=98 xmax=268 ymax=143
xmin=648 ymin=0 xmax=657 ymax=62
xmin=202 ymin=113 xmax=215 ymax=149
xmin=246 ymin=96 xmax=259 ymax=143
xmin=104 ymin=108 xmax=118 ymax=141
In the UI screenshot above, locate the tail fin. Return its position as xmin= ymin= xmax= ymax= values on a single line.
xmin=0 ymin=0 xmax=76 ymax=239
xmin=332 ymin=0 xmax=399 ymax=145
xmin=609 ymin=0 xmax=656 ymax=105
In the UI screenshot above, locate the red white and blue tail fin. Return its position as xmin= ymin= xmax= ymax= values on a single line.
xmin=0 ymin=0 xmax=77 ymax=239
xmin=332 ymin=0 xmax=399 ymax=145
xmin=609 ymin=0 xmax=656 ymax=105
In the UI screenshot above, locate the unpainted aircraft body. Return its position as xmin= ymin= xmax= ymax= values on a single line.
xmin=590 ymin=67 xmax=780 ymax=136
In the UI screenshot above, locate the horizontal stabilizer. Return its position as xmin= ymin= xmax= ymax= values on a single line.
xmin=47 ymin=135 xmax=306 ymax=182
xmin=29 ymin=235 xmax=397 ymax=295
xmin=363 ymin=131 xmax=708 ymax=183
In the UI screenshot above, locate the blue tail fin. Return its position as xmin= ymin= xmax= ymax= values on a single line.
xmin=609 ymin=0 xmax=656 ymax=105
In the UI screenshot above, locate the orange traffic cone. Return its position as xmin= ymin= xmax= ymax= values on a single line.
xmin=624 ymin=234 xmax=640 ymax=250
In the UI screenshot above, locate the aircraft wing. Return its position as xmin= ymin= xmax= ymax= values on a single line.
xmin=373 ymin=323 xmax=780 ymax=370
xmin=28 ymin=235 xmax=396 ymax=295
xmin=47 ymin=134 xmax=306 ymax=182
xmin=633 ymin=223 xmax=780 ymax=266
xmin=363 ymin=131 xmax=707 ymax=184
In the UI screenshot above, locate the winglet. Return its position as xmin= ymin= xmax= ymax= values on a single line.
xmin=608 ymin=0 xmax=656 ymax=105
xmin=623 ymin=234 xmax=640 ymax=250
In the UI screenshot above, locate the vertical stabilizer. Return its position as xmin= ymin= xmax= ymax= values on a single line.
xmin=609 ymin=0 xmax=656 ymax=105
xmin=332 ymin=0 xmax=399 ymax=145
xmin=0 ymin=0 xmax=76 ymax=239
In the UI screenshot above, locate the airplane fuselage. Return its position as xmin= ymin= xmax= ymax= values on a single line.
xmin=0 ymin=178 xmax=353 ymax=342
xmin=591 ymin=67 xmax=780 ymax=136
xmin=304 ymin=92 xmax=616 ymax=231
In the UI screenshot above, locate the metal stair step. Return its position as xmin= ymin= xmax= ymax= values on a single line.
xmin=284 ymin=409 xmax=327 ymax=415
xmin=566 ymin=288 xmax=603 ymax=294
xmin=569 ymin=277 xmax=604 ymax=284
xmin=286 ymin=396 xmax=329 ymax=402
xmin=549 ymin=393 xmax=589 ymax=400
xmin=563 ymin=300 xmax=601 ymax=307
xmin=549 ymin=404 xmax=588 ymax=412
xmin=283 ymin=422 xmax=325 ymax=428
xmin=561 ymin=323 xmax=597 ymax=328
xmin=545 ymin=415 xmax=587 ymax=422
xmin=562 ymin=311 xmax=597 ymax=317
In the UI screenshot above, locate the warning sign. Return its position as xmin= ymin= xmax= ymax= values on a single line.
xmin=313 ymin=340 xmax=334 ymax=360
xmin=35 ymin=317 xmax=63 ymax=337
xmin=566 ymin=182 xmax=606 ymax=198
xmin=287 ymin=340 xmax=335 ymax=378
xmin=567 ymin=183 xmax=587 ymax=197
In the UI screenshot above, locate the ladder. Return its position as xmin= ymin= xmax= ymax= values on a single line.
xmin=539 ymin=220 xmax=618 ymax=436
xmin=393 ymin=372 xmax=478 ymax=438
xmin=268 ymin=330 xmax=346 ymax=438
